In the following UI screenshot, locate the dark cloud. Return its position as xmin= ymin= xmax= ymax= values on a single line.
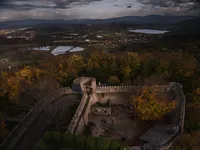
xmin=0 ymin=0 xmax=200 ymax=21
xmin=138 ymin=0 xmax=200 ymax=14
xmin=139 ymin=0 xmax=200 ymax=7
xmin=0 ymin=0 xmax=102 ymax=9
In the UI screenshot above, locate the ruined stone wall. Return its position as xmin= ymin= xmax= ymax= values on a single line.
xmin=67 ymin=94 xmax=88 ymax=134
xmin=67 ymin=85 xmax=169 ymax=135
xmin=96 ymin=85 xmax=168 ymax=94
xmin=0 ymin=87 xmax=78 ymax=150
xmin=96 ymin=85 xmax=136 ymax=93
xmin=160 ymin=82 xmax=186 ymax=150
xmin=66 ymin=82 xmax=185 ymax=150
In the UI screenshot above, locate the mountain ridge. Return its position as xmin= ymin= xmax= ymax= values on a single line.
xmin=0 ymin=15 xmax=198 ymax=29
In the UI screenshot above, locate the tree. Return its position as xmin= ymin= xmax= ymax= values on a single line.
xmin=132 ymin=86 xmax=176 ymax=121
xmin=35 ymin=132 xmax=129 ymax=150
xmin=67 ymin=54 xmax=86 ymax=78
xmin=118 ymin=52 xmax=141 ymax=79
xmin=169 ymin=52 xmax=197 ymax=80
xmin=87 ymin=51 xmax=117 ymax=81
xmin=43 ymin=95 xmax=67 ymax=129
xmin=0 ymin=72 xmax=8 ymax=97
xmin=6 ymin=76 xmax=22 ymax=104
xmin=0 ymin=113 xmax=7 ymax=140
xmin=140 ymin=53 xmax=160 ymax=78
xmin=174 ymin=131 xmax=200 ymax=150
xmin=6 ymin=67 xmax=49 ymax=104
xmin=108 ymin=76 xmax=120 ymax=86
xmin=185 ymin=103 xmax=200 ymax=131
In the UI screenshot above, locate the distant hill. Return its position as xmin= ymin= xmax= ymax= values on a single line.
xmin=170 ymin=17 xmax=200 ymax=34
xmin=0 ymin=15 xmax=196 ymax=29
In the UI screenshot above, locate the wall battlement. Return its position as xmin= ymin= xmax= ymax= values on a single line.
xmin=96 ymin=85 xmax=168 ymax=93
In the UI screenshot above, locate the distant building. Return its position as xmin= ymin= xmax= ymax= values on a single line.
xmin=97 ymin=36 xmax=103 ymax=39
xmin=86 ymin=39 xmax=90 ymax=42
xmin=7 ymin=36 xmax=12 ymax=39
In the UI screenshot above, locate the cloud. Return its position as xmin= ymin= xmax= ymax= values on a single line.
xmin=0 ymin=0 xmax=199 ymax=21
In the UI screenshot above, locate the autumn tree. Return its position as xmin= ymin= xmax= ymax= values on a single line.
xmin=118 ymin=52 xmax=141 ymax=80
xmin=132 ymin=86 xmax=176 ymax=121
xmin=87 ymin=51 xmax=117 ymax=81
xmin=140 ymin=53 xmax=160 ymax=78
xmin=66 ymin=54 xmax=86 ymax=79
xmin=174 ymin=131 xmax=200 ymax=150
xmin=108 ymin=76 xmax=120 ymax=86
xmin=6 ymin=66 xmax=49 ymax=104
xmin=169 ymin=52 xmax=197 ymax=80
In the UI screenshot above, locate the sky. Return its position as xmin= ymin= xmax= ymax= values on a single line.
xmin=0 ymin=0 xmax=200 ymax=21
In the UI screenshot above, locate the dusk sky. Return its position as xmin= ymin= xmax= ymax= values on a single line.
xmin=0 ymin=0 xmax=200 ymax=21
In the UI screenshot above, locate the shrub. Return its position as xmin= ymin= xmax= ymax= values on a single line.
xmin=43 ymin=132 xmax=53 ymax=144
xmin=75 ymin=134 xmax=86 ymax=149
xmin=35 ymin=139 xmax=51 ymax=150
xmin=96 ymin=136 xmax=111 ymax=150
xmin=52 ymin=132 xmax=63 ymax=148
xmin=63 ymin=133 xmax=75 ymax=148
xmin=36 ymin=132 xmax=128 ymax=150
xmin=110 ymin=140 xmax=121 ymax=150
xmin=86 ymin=136 xmax=97 ymax=150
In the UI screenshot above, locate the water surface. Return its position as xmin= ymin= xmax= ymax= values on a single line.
xmin=128 ymin=29 xmax=169 ymax=34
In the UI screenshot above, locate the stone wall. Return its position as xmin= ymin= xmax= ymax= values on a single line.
xmin=0 ymin=87 xmax=78 ymax=150
xmin=67 ymin=94 xmax=88 ymax=134
xmin=96 ymin=85 xmax=168 ymax=94
xmin=67 ymin=84 xmax=170 ymax=135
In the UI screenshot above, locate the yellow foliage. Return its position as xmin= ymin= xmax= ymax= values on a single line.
xmin=133 ymin=86 xmax=176 ymax=121
xmin=16 ymin=68 xmax=34 ymax=84
xmin=196 ymin=88 xmax=200 ymax=95
xmin=119 ymin=52 xmax=141 ymax=78
xmin=7 ymin=76 xmax=21 ymax=103
xmin=108 ymin=76 xmax=120 ymax=85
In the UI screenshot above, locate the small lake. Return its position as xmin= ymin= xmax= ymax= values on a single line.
xmin=128 ymin=29 xmax=169 ymax=34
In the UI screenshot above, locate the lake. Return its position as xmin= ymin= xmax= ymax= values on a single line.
xmin=128 ymin=29 xmax=169 ymax=34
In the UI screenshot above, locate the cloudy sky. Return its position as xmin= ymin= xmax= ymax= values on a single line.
xmin=0 ymin=0 xmax=200 ymax=21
